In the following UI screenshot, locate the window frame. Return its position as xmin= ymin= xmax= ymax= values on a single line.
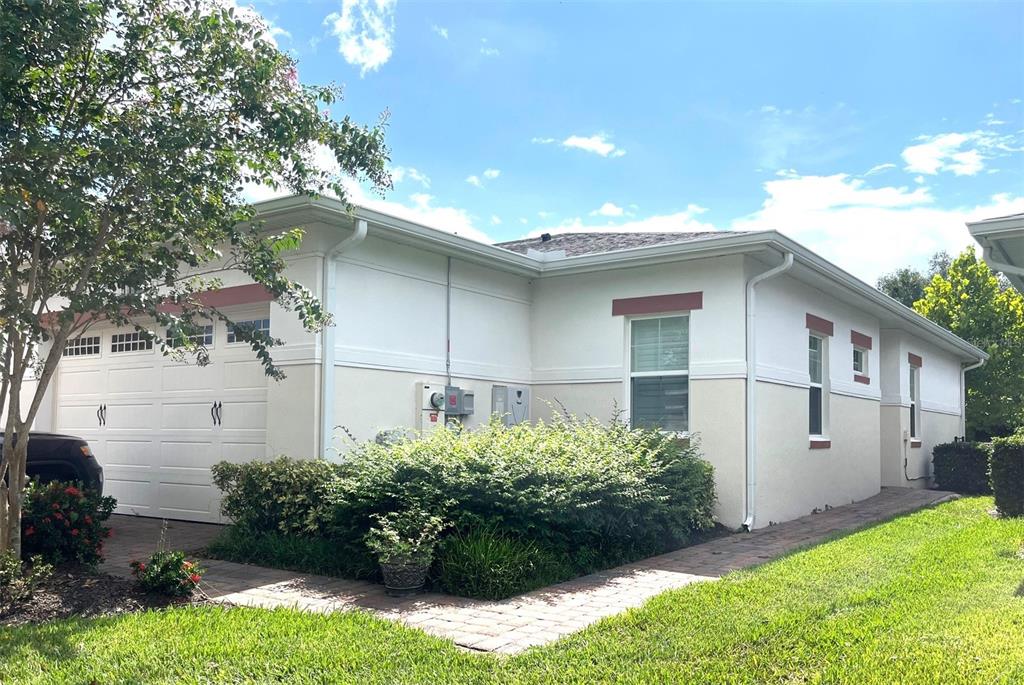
xmin=808 ymin=333 xmax=829 ymax=439
xmin=110 ymin=331 xmax=154 ymax=354
xmin=852 ymin=346 xmax=868 ymax=375
xmin=909 ymin=362 xmax=921 ymax=440
xmin=63 ymin=335 xmax=102 ymax=358
xmin=226 ymin=318 xmax=271 ymax=345
xmin=624 ymin=313 xmax=691 ymax=434
xmin=165 ymin=324 xmax=215 ymax=349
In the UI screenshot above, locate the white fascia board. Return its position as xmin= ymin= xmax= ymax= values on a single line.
xmin=249 ymin=195 xmax=985 ymax=363
xmin=968 ymin=214 xmax=1024 ymax=292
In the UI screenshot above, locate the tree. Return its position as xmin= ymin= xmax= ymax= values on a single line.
xmin=915 ymin=247 xmax=1024 ymax=440
xmin=0 ymin=0 xmax=390 ymax=556
xmin=876 ymin=250 xmax=952 ymax=308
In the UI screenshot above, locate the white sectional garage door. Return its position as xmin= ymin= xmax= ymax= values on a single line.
xmin=54 ymin=317 xmax=269 ymax=523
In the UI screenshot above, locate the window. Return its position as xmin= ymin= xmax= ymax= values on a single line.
xmin=63 ymin=336 xmax=100 ymax=357
xmin=808 ymin=334 xmax=827 ymax=436
xmin=909 ymin=363 xmax=920 ymax=439
xmin=226 ymin=318 xmax=270 ymax=344
xmin=110 ymin=332 xmax=153 ymax=353
xmin=853 ymin=347 xmax=867 ymax=375
xmin=629 ymin=316 xmax=689 ymax=432
xmin=166 ymin=324 xmax=214 ymax=348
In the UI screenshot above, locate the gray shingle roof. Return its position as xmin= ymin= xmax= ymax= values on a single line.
xmin=496 ymin=231 xmax=744 ymax=258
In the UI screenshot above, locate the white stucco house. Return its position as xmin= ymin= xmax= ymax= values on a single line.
xmin=969 ymin=212 xmax=1024 ymax=292
xmin=24 ymin=195 xmax=987 ymax=529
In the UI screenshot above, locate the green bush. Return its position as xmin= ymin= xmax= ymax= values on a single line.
xmin=130 ymin=550 xmax=205 ymax=597
xmin=21 ymin=480 xmax=116 ymax=566
xmin=211 ymin=457 xmax=341 ymax=535
xmin=205 ymin=527 xmax=376 ymax=579
xmin=211 ymin=416 xmax=717 ymax=597
xmin=932 ymin=441 xmax=991 ymax=494
xmin=990 ymin=434 xmax=1024 ymax=517
xmin=434 ymin=525 xmax=573 ymax=600
xmin=0 ymin=552 xmax=52 ymax=616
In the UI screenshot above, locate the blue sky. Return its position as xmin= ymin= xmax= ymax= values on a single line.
xmin=245 ymin=0 xmax=1024 ymax=283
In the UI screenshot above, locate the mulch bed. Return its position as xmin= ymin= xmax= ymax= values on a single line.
xmin=1 ymin=568 xmax=207 ymax=627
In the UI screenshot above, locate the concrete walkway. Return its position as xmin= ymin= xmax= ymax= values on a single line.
xmin=101 ymin=487 xmax=955 ymax=654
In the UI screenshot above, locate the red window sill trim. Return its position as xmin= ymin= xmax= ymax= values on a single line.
xmin=809 ymin=439 xmax=831 ymax=449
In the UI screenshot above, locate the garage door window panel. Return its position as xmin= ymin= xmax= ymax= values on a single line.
xmin=111 ymin=332 xmax=153 ymax=353
xmin=226 ymin=318 xmax=270 ymax=344
xmin=63 ymin=336 xmax=101 ymax=357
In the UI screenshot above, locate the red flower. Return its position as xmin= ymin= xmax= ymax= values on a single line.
xmin=138 ymin=562 xmax=146 ymax=572
xmin=64 ymin=485 xmax=81 ymax=497
xmin=54 ymin=512 xmax=63 ymax=520
xmin=71 ymin=528 xmax=80 ymax=536
xmin=52 ymin=503 xmax=60 ymax=510
xmin=25 ymin=526 xmax=34 ymax=536
xmin=104 ymin=529 xmax=113 ymax=538
xmin=189 ymin=573 xmax=201 ymax=584
xmin=43 ymin=517 xmax=51 ymax=524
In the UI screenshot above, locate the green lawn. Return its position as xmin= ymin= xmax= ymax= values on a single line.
xmin=2 ymin=497 xmax=1022 ymax=684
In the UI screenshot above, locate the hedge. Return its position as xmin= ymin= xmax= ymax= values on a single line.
xmin=210 ymin=416 xmax=718 ymax=595
xmin=990 ymin=434 xmax=1024 ymax=517
xmin=932 ymin=441 xmax=991 ymax=494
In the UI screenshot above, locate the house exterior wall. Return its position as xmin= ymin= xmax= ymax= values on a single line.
xmin=749 ymin=268 xmax=883 ymax=523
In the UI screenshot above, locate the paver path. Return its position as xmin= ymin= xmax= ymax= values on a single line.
xmin=102 ymin=487 xmax=955 ymax=654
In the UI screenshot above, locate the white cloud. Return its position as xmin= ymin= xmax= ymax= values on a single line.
xmin=984 ymin=112 xmax=1006 ymax=126
xmin=465 ymin=175 xmax=482 ymax=188
xmin=431 ymin=24 xmax=448 ymax=39
xmin=864 ymin=163 xmax=896 ymax=176
xmin=490 ymin=215 xmax=502 ymax=225
xmin=344 ymin=182 xmax=493 ymax=243
xmin=466 ymin=168 xmax=500 ymax=187
xmin=590 ymin=202 xmax=625 ymax=217
xmin=534 ymin=133 xmax=627 ymax=158
xmin=483 ymin=168 xmax=501 ymax=179
xmin=731 ymin=172 xmax=1024 ymax=283
xmin=391 ymin=165 xmax=430 ymax=188
xmin=901 ymin=130 xmax=1022 ymax=177
xmin=479 ymin=38 xmax=499 ymax=56
xmin=529 ymin=204 xmax=713 ymax=238
xmin=325 ymin=0 xmax=395 ymax=77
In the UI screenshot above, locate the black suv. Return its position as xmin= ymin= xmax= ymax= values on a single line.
xmin=1 ymin=432 xmax=104 ymax=494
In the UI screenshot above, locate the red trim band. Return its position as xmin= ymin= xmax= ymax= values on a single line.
xmin=809 ymin=439 xmax=832 ymax=449
xmin=908 ymin=352 xmax=923 ymax=367
xmin=853 ymin=374 xmax=870 ymax=385
xmin=159 ymin=283 xmax=274 ymax=314
xmin=850 ymin=330 xmax=873 ymax=350
xmin=910 ymin=439 xmax=922 ymax=448
xmin=612 ymin=291 xmax=703 ymax=316
xmin=805 ymin=313 xmax=834 ymax=337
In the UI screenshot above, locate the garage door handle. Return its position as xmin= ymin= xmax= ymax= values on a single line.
xmin=97 ymin=404 xmax=106 ymax=427
xmin=211 ymin=401 xmax=222 ymax=426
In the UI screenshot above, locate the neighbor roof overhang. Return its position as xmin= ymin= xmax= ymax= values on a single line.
xmin=968 ymin=213 xmax=1024 ymax=293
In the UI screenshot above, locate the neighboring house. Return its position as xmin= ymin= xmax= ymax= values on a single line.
xmin=969 ymin=212 xmax=1024 ymax=291
xmin=23 ymin=195 xmax=986 ymax=528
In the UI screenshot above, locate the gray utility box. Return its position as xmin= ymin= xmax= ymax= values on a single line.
xmin=491 ymin=385 xmax=530 ymax=426
xmin=444 ymin=385 xmax=474 ymax=416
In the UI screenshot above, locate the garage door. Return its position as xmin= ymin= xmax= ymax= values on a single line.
xmin=54 ymin=314 xmax=270 ymax=522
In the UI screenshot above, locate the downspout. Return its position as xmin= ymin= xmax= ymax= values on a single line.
xmin=445 ymin=256 xmax=452 ymax=385
xmin=743 ymin=252 xmax=794 ymax=531
xmin=320 ymin=218 xmax=368 ymax=458
xmin=959 ymin=358 xmax=986 ymax=438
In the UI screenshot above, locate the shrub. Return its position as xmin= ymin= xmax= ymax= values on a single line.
xmin=130 ymin=550 xmax=205 ymax=597
xmin=0 ymin=552 xmax=52 ymax=616
xmin=205 ymin=527 xmax=376 ymax=579
xmin=21 ymin=480 xmax=116 ymax=566
xmin=932 ymin=441 xmax=992 ymax=494
xmin=435 ymin=525 xmax=573 ymax=600
xmin=364 ymin=507 xmax=446 ymax=566
xmin=990 ymin=435 xmax=1024 ymax=517
xmin=211 ymin=457 xmax=341 ymax=535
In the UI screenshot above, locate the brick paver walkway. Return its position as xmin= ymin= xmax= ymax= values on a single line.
xmin=102 ymin=487 xmax=955 ymax=654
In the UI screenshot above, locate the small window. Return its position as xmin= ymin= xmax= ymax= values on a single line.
xmin=809 ymin=334 xmax=827 ymax=436
xmin=853 ymin=347 xmax=867 ymax=375
xmin=63 ymin=336 xmax=101 ymax=357
xmin=909 ymin=363 xmax=920 ymax=439
xmin=629 ymin=316 xmax=689 ymax=432
xmin=166 ymin=324 xmax=214 ymax=348
xmin=110 ymin=332 xmax=153 ymax=353
xmin=227 ymin=318 xmax=271 ymax=344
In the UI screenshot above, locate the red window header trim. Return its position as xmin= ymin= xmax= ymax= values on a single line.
xmin=805 ymin=313 xmax=834 ymax=337
xmin=612 ymin=291 xmax=703 ymax=317
xmin=850 ymin=330 xmax=873 ymax=350
xmin=908 ymin=352 xmax=923 ymax=367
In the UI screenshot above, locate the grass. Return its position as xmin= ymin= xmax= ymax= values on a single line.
xmin=2 ymin=497 xmax=1022 ymax=684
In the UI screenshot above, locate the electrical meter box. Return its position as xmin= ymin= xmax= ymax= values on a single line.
xmin=416 ymin=382 xmax=446 ymax=434
xmin=491 ymin=385 xmax=530 ymax=426
xmin=444 ymin=385 xmax=475 ymax=416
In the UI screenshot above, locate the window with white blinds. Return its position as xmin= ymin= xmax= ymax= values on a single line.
xmin=629 ymin=316 xmax=689 ymax=432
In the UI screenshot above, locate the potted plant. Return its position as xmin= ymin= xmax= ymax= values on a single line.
xmin=365 ymin=507 xmax=445 ymax=596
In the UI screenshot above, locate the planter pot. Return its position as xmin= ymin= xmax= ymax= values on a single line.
xmin=380 ymin=560 xmax=430 ymax=597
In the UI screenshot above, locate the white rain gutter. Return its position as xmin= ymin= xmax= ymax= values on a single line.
xmin=743 ymin=251 xmax=794 ymax=531
xmin=959 ymin=358 xmax=986 ymax=437
xmin=320 ymin=219 xmax=368 ymax=457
